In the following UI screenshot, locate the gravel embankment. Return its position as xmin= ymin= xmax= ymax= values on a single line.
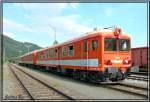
xmin=15 ymin=64 xmax=147 ymax=100
xmin=3 ymin=64 xmax=30 ymax=100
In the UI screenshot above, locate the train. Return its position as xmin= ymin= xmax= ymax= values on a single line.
xmin=130 ymin=47 xmax=148 ymax=72
xmin=18 ymin=27 xmax=132 ymax=82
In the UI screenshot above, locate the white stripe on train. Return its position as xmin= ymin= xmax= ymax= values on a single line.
xmin=22 ymin=59 xmax=99 ymax=67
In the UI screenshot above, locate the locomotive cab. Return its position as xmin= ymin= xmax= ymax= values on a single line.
xmin=102 ymin=27 xmax=131 ymax=81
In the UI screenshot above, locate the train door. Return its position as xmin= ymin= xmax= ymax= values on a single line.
xmin=58 ymin=47 xmax=61 ymax=65
xmin=57 ymin=47 xmax=62 ymax=73
xmin=82 ymin=40 xmax=89 ymax=70
xmin=55 ymin=48 xmax=59 ymax=66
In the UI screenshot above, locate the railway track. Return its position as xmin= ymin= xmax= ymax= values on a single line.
xmin=106 ymin=84 xmax=148 ymax=98
xmin=8 ymin=64 xmax=75 ymax=100
xmin=9 ymin=63 xmax=148 ymax=99
xmin=107 ymin=74 xmax=148 ymax=98
xmin=127 ymin=74 xmax=148 ymax=81
xmin=129 ymin=72 xmax=148 ymax=76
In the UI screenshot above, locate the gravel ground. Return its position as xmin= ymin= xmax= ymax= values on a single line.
xmin=3 ymin=64 xmax=30 ymax=100
xmin=120 ymin=79 xmax=148 ymax=89
xmin=15 ymin=64 xmax=148 ymax=100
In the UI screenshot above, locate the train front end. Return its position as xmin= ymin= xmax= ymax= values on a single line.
xmin=102 ymin=27 xmax=131 ymax=81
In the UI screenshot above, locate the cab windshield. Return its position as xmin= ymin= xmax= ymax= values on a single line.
xmin=104 ymin=38 xmax=117 ymax=51
xmin=119 ymin=39 xmax=130 ymax=51
xmin=104 ymin=38 xmax=130 ymax=51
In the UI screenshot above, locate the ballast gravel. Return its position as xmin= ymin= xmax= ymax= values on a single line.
xmin=13 ymin=64 xmax=148 ymax=100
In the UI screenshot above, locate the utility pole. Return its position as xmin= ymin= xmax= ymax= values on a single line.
xmin=25 ymin=45 xmax=32 ymax=53
xmin=49 ymin=24 xmax=58 ymax=45
xmin=3 ymin=47 xmax=5 ymax=63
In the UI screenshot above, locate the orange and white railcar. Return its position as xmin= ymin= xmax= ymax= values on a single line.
xmin=19 ymin=50 xmax=38 ymax=65
xmin=19 ymin=27 xmax=131 ymax=82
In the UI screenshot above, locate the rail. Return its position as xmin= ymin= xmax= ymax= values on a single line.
xmin=8 ymin=64 xmax=75 ymax=100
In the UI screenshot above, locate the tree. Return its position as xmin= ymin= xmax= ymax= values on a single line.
xmin=53 ymin=40 xmax=58 ymax=45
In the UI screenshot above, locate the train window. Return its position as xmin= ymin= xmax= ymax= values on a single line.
xmin=42 ymin=53 xmax=43 ymax=59
xmin=39 ymin=54 xmax=41 ymax=59
xmin=42 ymin=53 xmax=44 ymax=59
xmin=104 ymin=38 xmax=117 ymax=51
xmin=49 ymin=50 xmax=51 ymax=57
xmin=37 ymin=54 xmax=38 ymax=59
xmin=63 ymin=47 xmax=68 ymax=56
xmin=38 ymin=53 xmax=40 ymax=59
xmin=45 ymin=52 xmax=46 ymax=58
xmin=92 ymin=40 xmax=98 ymax=50
xmin=44 ymin=52 xmax=46 ymax=58
xmin=52 ymin=49 xmax=55 ymax=57
xmin=69 ymin=45 xmax=74 ymax=56
xmin=41 ymin=53 xmax=43 ymax=59
xmin=119 ymin=39 xmax=129 ymax=51
xmin=45 ymin=53 xmax=47 ymax=58
xmin=54 ymin=49 xmax=57 ymax=57
xmin=47 ymin=51 xmax=49 ymax=58
xmin=84 ymin=42 xmax=87 ymax=52
xmin=49 ymin=49 xmax=54 ymax=58
xmin=55 ymin=49 xmax=57 ymax=53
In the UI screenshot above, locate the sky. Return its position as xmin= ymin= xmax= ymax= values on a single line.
xmin=3 ymin=3 xmax=148 ymax=48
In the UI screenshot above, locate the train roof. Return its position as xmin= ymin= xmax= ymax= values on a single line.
xmin=23 ymin=27 xmax=131 ymax=54
xmin=131 ymin=46 xmax=148 ymax=50
xmin=20 ymin=48 xmax=44 ymax=58
xmin=39 ymin=29 xmax=130 ymax=52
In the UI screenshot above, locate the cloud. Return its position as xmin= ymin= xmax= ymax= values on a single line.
xmin=14 ymin=3 xmax=68 ymax=16
xmin=104 ymin=8 xmax=113 ymax=17
xmin=3 ymin=14 xmax=91 ymax=45
xmin=128 ymin=18 xmax=136 ymax=23
xmin=48 ymin=16 xmax=92 ymax=40
xmin=4 ymin=3 xmax=92 ymax=47
xmin=87 ymin=18 xmax=94 ymax=22
xmin=3 ymin=32 xmax=15 ymax=38
xmin=14 ymin=3 xmax=37 ymax=8
xmin=51 ymin=16 xmax=91 ymax=34
xmin=14 ymin=3 xmax=79 ymax=16
xmin=70 ymin=3 xmax=79 ymax=9
xmin=25 ymin=14 xmax=92 ymax=43
xmin=3 ymin=18 xmax=34 ymax=32
xmin=66 ymin=14 xmax=81 ymax=19
xmin=20 ymin=38 xmax=32 ymax=43
xmin=22 ymin=12 xmax=91 ymax=36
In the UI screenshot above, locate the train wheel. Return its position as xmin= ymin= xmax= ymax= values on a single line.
xmin=89 ymin=72 xmax=94 ymax=82
xmin=121 ymin=72 xmax=126 ymax=80
xmin=73 ymin=71 xmax=77 ymax=79
xmin=80 ymin=71 xmax=88 ymax=81
xmin=98 ymin=72 xmax=106 ymax=82
xmin=115 ymin=72 xmax=122 ymax=80
xmin=89 ymin=71 xmax=101 ymax=83
xmin=73 ymin=71 xmax=80 ymax=79
xmin=110 ymin=73 xmax=117 ymax=81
